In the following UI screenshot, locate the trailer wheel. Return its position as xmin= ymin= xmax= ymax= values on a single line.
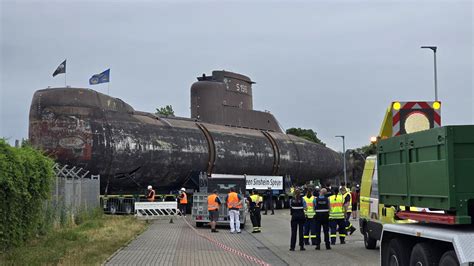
xmin=196 ymin=222 xmax=204 ymax=228
xmin=108 ymin=203 xmax=117 ymax=215
xmin=409 ymin=243 xmax=440 ymax=266
xmin=386 ymin=239 xmax=410 ymax=266
xmin=277 ymin=199 xmax=284 ymax=209
xmin=284 ymin=198 xmax=291 ymax=209
xmin=123 ymin=203 xmax=132 ymax=214
xmin=363 ymin=226 xmax=377 ymax=249
xmin=439 ymin=250 xmax=458 ymax=266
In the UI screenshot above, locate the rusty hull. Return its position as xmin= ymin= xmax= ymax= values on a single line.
xmin=29 ymin=87 xmax=342 ymax=194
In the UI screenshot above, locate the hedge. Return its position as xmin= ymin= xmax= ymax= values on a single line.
xmin=0 ymin=139 xmax=55 ymax=250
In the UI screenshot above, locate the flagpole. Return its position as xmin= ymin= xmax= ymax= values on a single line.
xmin=65 ymin=72 xmax=67 ymax=87
xmin=107 ymin=82 xmax=110 ymax=95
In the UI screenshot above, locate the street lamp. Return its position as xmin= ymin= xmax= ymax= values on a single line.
xmin=420 ymin=46 xmax=438 ymax=101
xmin=335 ymin=135 xmax=347 ymax=185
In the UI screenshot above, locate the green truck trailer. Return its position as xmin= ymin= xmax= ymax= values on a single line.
xmin=377 ymin=125 xmax=474 ymax=265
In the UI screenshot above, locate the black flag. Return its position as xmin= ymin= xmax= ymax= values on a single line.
xmin=52 ymin=60 xmax=66 ymax=77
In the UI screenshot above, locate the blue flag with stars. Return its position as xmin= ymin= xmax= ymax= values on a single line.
xmin=89 ymin=69 xmax=110 ymax=85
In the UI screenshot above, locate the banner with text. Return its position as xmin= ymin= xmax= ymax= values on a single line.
xmin=246 ymin=175 xmax=283 ymax=190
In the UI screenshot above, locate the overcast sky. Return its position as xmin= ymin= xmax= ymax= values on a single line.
xmin=1 ymin=0 xmax=473 ymax=151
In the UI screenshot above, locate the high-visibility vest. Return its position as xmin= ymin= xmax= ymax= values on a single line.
xmin=303 ymin=195 xmax=315 ymax=218
xmin=208 ymin=194 xmax=219 ymax=211
xmin=250 ymin=194 xmax=260 ymax=203
xmin=329 ymin=194 xmax=345 ymax=219
xmin=147 ymin=190 xmax=155 ymax=202
xmin=180 ymin=192 xmax=188 ymax=204
xmin=227 ymin=192 xmax=242 ymax=209
xmin=343 ymin=192 xmax=352 ymax=212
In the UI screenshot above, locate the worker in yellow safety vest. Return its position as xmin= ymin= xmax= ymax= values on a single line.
xmin=329 ymin=186 xmax=347 ymax=245
xmin=341 ymin=186 xmax=356 ymax=235
xmin=248 ymin=188 xmax=262 ymax=233
xmin=303 ymin=188 xmax=317 ymax=246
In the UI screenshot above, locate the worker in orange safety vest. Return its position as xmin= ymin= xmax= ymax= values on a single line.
xmin=178 ymin=187 xmax=188 ymax=217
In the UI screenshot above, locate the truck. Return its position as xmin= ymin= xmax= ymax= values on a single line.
xmin=192 ymin=173 xmax=247 ymax=228
xmin=359 ymin=101 xmax=474 ymax=265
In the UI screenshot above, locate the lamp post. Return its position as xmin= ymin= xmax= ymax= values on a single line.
xmin=420 ymin=46 xmax=438 ymax=101
xmin=335 ymin=135 xmax=347 ymax=185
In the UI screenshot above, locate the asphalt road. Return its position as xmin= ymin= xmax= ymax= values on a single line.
xmin=253 ymin=209 xmax=379 ymax=265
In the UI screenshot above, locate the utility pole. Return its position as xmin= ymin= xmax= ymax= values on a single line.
xmin=421 ymin=46 xmax=438 ymax=101
xmin=335 ymin=135 xmax=347 ymax=185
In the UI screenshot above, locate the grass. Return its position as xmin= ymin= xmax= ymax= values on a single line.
xmin=0 ymin=215 xmax=148 ymax=265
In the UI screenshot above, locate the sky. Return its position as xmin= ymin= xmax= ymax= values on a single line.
xmin=1 ymin=0 xmax=473 ymax=151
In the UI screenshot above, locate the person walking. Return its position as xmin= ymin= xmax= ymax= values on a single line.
xmin=226 ymin=187 xmax=243 ymax=233
xmin=208 ymin=189 xmax=221 ymax=233
xmin=302 ymin=189 xmax=317 ymax=246
xmin=289 ymin=189 xmax=306 ymax=251
xmin=263 ymin=187 xmax=274 ymax=215
xmin=178 ymin=188 xmax=188 ymax=216
xmin=314 ymin=188 xmax=331 ymax=250
xmin=248 ymin=188 xmax=262 ymax=233
xmin=146 ymin=185 xmax=155 ymax=202
xmin=341 ymin=187 xmax=356 ymax=235
xmin=329 ymin=187 xmax=347 ymax=245
xmin=351 ymin=186 xmax=358 ymax=220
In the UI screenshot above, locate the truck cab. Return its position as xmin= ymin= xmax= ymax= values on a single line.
xmin=359 ymin=155 xmax=413 ymax=249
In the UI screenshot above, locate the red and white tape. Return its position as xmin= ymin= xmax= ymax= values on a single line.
xmin=182 ymin=217 xmax=271 ymax=266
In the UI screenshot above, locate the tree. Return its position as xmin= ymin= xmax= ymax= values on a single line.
xmin=354 ymin=143 xmax=377 ymax=157
xmin=155 ymin=105 xmax=175 ymax=117
xmin=285 ymin=128 xmax=326 ymax=146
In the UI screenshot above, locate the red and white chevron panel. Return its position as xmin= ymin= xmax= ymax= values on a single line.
xmin=392 ymin=101 xmax=441 ymax=136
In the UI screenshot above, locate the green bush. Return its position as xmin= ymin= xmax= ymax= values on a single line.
xmin=0 ymin=139 xmax=55 ymax=250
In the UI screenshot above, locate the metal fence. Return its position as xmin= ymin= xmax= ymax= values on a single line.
xmin=52 ymin=164 xmax=100 ymax=214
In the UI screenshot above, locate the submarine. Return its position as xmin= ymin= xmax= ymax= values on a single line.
xmin=29 ymin=70 xmax=343 ymax=194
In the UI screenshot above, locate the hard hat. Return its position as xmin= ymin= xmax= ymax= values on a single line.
xmin=147 ymin=185 xmax=152 ymax=189
xmin=180 ymin=187 xmax=186 ymax=191
xmin=316 ymin=186 xmax=320 ymax=189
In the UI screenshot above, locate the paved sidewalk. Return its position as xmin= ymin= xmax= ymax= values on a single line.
xmin=106 ymin=217 xmax=287 ymax=266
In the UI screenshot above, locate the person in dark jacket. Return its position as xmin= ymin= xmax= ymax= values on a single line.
xmin=314 ymin=188 xmax=331 ymax=250
xmin=263 ymin=187 xmax=274 ymax=215
xmin=290 ymin=189 xmax=306 ymax=251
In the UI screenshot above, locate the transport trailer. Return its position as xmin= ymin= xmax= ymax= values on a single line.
xmin=381 ymin=223 xmax=474 ymax=265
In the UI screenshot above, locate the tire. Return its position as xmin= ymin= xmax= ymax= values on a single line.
xmin=364 ymin=225 xmax=377 ymax=249
xmin=278 ymin=199 xmax=284 ymax=209
xmin=196 ymin=222 xmax=204 ymax=228
xmin=439 ymin=250 xmax=459 ymax=266
xmin=284 ymin=199 xmax=291 ymax=209
xmin=409 ymin=242 xmax=440 ymax=266
xmin=123 ymin=203 xmax=132 ymax=214
xmin=386 ymin=239 xmax=410 ymax=266
xmin=108 ymin=203 xmax=117 ymax=215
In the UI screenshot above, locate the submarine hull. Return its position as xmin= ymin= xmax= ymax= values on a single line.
xmin=29 ymin=88 xmax=342 ymax=194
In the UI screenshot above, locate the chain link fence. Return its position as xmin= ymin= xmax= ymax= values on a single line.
xmin=51 ymin=164 xmax=100 ymax=218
